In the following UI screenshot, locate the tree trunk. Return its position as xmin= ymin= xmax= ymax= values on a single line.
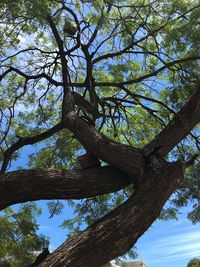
xmin=39 ymin=159 xmax=185 ymax=267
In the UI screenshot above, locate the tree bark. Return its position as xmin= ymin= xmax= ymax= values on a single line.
xmin=39 ymin=160 xmax=185 ymax=266
xmin=64 ymin=112 xmax=146 ymax=179
xmin=0 ymin=167 xmax=131 ymax=211
xmin=145 ymin=87 xmax=200 ymax=156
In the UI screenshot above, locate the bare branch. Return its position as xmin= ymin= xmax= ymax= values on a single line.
xmin=0 ymin=67 xmax=85 ymax=87
xmin=1 ymin=47 xmax=57 ymax=63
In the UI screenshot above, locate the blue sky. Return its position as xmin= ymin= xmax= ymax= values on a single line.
xmin=136 ymin=212 xmax=200 ymax=267
xmin=9 ymin=145 xmax=200 ymax=267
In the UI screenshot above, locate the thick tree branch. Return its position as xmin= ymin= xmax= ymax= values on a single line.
xmin=145 ymin=86 xmax=200 ymax=156
xmin=64 ymin=112 xmax=145 ymax=179
xmin=39 ymin=160 xmax=185 ymax=267
xmin=0 ymin=166 xmax=131 ymax=211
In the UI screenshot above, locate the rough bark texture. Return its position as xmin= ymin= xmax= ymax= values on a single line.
xmin=39 ymin=160 xmax=185 ymax=267
xmin=64 ymin=112 xmax=146 ymax=179
xmin=0 ymin=167 xmax=131 ymax=211
xmin=145 ymin=87 xmax=200 ymax=156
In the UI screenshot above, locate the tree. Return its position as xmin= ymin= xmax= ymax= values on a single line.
xmin=0 ymin=204 xmax=49 ymax=266
xmin=0 ymin=0 xmax=200 ymax=266
xmin=187 ymin=258 xmax=200 ymax=267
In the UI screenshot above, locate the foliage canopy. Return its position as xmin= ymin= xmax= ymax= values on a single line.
xmin=187 ymin=258 xmax=200 ymax=267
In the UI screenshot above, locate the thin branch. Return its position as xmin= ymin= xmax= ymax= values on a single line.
xmin=0 ymin=122 xmax=64 ymax=174
xmin=81 ymin=44 xmax=98 ymax=114
xmin=0 ymin=67 xmax=62 ymax=86
xmin=1 ymin=47 xmax=57 ymax=63
xmin=95 ymin=56 xmax=200 ymax=87
xmin=122 ymin=87 xmax=176 ymax=114
xmin=93 ymin=4 xmax=200 ymax=64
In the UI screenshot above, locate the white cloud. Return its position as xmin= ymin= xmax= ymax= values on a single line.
xmin=145 ymin=231 xmax=200 ymax=264
xmin=136 ymin=219 xmax=200 ymax=265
